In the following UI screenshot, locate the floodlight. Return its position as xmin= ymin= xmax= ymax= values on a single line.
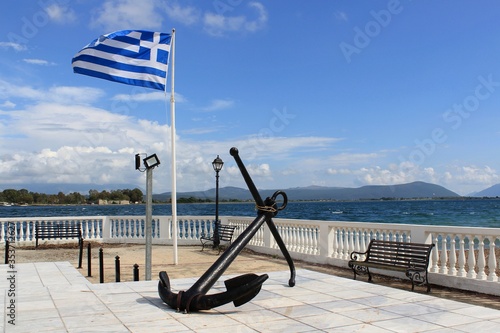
xmin=144 ymin=153 xmax=160 ymax=169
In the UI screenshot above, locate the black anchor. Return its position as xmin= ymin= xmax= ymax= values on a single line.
xmin=158 ymin=147 xmax=296 ymax=312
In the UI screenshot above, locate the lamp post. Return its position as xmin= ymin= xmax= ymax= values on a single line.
xmin=212 ymin=155 xmax=224 ymax=248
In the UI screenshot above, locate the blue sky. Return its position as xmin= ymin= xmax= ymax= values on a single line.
xmin=1 ymin=0 xmax=500 ymax=195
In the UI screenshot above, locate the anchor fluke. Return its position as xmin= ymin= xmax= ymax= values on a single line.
xmin=224 ymin=273 xmax=268 ymax=307
xmin=158 ymin=271 xmax=268 ymax=312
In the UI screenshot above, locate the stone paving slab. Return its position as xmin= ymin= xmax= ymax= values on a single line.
xmin=1 ymin=262 xmax=500 ymax=332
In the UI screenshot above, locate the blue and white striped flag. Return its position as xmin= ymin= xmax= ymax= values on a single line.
xmin=72 ymin=30 xmax=172 ymax=91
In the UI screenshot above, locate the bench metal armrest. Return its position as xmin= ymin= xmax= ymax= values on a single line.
xmin=349 ymin=250 xmax=367 ymax=261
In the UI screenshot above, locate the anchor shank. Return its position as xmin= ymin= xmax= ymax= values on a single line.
xmin=231 ymin=147 xmax=296 ymax=286
xmin=230 ymin=147 xmax=265 ymax=206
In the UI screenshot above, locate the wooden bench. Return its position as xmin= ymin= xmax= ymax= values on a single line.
xmin=35 ymin=222 xmax=83 ymax=248
xmin=200 ymin=224 xmax=237 ymax=255
xmin=348 ymin=239 xmax=435 ymax=292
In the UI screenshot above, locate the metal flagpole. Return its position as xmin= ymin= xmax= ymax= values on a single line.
xmin=170 ymin=29 xmax=178 ymax=265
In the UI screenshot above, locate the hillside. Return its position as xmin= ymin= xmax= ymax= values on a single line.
xmin=154 ymin=181 xmax=460 ymax=202
xmin=473 ymin=184 xmax=500 ymax=197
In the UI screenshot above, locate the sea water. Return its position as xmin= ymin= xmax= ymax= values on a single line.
xmin=1 ymin=199 xmax=499 ymax=228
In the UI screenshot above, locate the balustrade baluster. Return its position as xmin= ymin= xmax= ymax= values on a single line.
xmin=312 ymin=227 xmax=319 ymax=255
xmin=354 ymin=229 xmax=360 ymax=254
xmin=467 ymin=235 xmax=477 ymax=279
xmin=430 ymin=234 xmax=439 ymax=273
xmin=343 ymin=229 xmax=350 ymax=260
xmin=476 ymin=236 xmax=486 ymax=280
xmin=457 ymin=235 xmax=466 ymax=277
xmin=487 ymin=239 xmax=497 ymax=282
xmin=332 ymin=228 xmax=339 ymax=259
xmin=19 ymin=221 xmax=25 ymax=242
xmin=448 ymin=235 xmax=457 ymax=275
xmin=309 ymin=226 xmax=316 ymax=255
xmin=294 ymin=226 xmax=300 ymax=252
xmin=297 ymin=226 xmax=304 ymax=253
xmin=119 ymin=219 xmax=125 ymax=238
xmin=304 ymin=226 xmax=310 ymax=254
xmin=283 ymin=225 xmax=290 ymax=250
xmin=279 ymin=225 xmax=286 ymax=250
xmin=302 ymin=226 xmax=309 ymax=254
xmin=439 ymin=235 xmax=448 ymax=274
xmin=338 ymin=229 xmax=345 ymax=259
xmin=359 ymin=230 xmax=366 ymax=260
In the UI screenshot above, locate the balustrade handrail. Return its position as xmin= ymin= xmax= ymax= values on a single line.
xmin=1 ymin=215 xmax=499 ymax=296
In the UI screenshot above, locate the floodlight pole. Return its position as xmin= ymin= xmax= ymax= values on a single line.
xmin=145 ymin=167 xmax=153 ymax=281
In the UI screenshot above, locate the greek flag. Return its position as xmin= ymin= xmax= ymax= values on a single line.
xmin=72 ymin=30 xmax=171 ymax=91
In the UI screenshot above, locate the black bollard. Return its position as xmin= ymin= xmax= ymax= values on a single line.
xmin=115 ymin=256 xmax=121 ymax=282
xmin=133 ymin=264 xmax=139 ymax=281
xmin=87 ymin=242 xmax=92 ymax=277
xmin=99 ymin=248 xmax=104 ymax=283
xmin=78 ymin=239 xmax=83 ymax=269
xmin=4 ymin=240 xmax=9 ymax=265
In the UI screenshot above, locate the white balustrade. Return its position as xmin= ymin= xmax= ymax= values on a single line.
xmin=1 ymin=215 xmax=499 ymax=295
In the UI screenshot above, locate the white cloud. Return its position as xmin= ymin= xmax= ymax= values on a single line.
xmin=0 ymin=101 xmax=172 ymax=190
xmin=112 ymin=91 xmax=186 ymax=103
xmin=23 ymin=58 xmax=56 ymax=66
xmin=45 ymin=4 xmax=77 ymax=24
xmin=91 ymin=0 xmax=164 ymax=31
xmin=200 ymin=99 xmax=234 ymax=112
xmin=0 ymin=42 xmax=27 ymax=51
xmin=326 ymin=152 xmax=380 ymax=167
xmin=0 ymin=80 xmax=44 ymax=100
xmin=447 ymin=165 xmax=499 ymax=184
xmin=0 ymin=80 xmax=104 ymax=105
xmin=160 ymin=2 xmax=200 ymax=25
xmin=0 ymin=101 xmax=15 ymax=108
xmin=334 ymin=10 xmax=348 ymax=22
xmin=204 ymin=2 xmax=268 ymax=36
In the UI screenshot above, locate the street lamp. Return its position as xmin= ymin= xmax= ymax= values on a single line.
xmin=212 ymin=155 xmax=224 ymax=248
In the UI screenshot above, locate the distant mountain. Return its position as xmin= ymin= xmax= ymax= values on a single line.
xmin=155 ymin=181 xmax=460 ymax=201
xmin=472 ymin=184 xmax=500 ymax=197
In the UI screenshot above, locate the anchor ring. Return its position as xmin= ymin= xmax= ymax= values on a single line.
xmin=271 ymin=191 xmax=287 ymax=211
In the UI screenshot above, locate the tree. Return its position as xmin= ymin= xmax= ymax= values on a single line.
xmin=88 ymin=189 xmax=99 ymax=203
xmin=3 ymin=189 xmax=19 ymax=204
xmin=127 ymin=188 xmax=143 ymax=203
xmin=18 ymin=189 xmax=33 ymax=204
xmin=57 ymin=192 xmax=66 ymax=204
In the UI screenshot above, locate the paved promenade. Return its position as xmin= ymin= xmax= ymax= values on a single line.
xmin=2 ymin=246 xmax=500 ymax=332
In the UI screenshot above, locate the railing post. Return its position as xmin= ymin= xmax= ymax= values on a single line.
xmin=319 ymin=223 xmax=333 ymax=259
xmin=159 ymin=216 xmax=169 ymax=242
xmin=102 ymin=216 xmax=111 ymax=241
